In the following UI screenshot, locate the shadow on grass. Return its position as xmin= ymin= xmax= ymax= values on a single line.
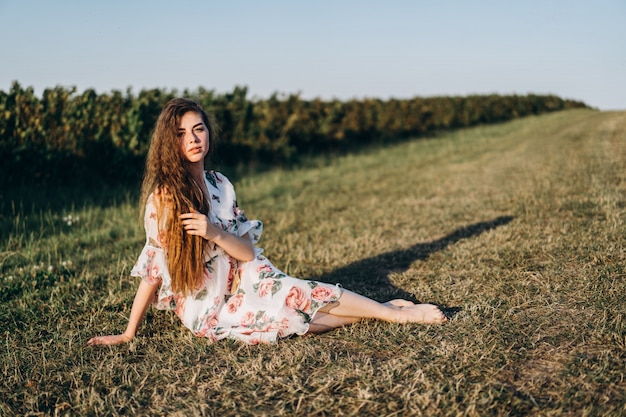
xmin=1 ymin=182 xmax=140 ymax=216
xmin=0 ymin=183 xmax=140 ymax=239
xmin=311 ymin=215 xmax=514 ymax=316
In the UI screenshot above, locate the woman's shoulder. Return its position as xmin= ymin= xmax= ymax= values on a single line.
xmin=145 ymin=185 xmax=175 ymax=211
xmin=205 ymin=170 xmax=233 ymax=190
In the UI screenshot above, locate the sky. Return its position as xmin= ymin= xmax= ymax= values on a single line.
xmin=1 ymin=0 xmax=624 ymax=110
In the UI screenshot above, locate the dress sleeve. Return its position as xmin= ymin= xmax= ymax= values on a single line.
xmin=231 ymin=198 xmax=264 ymax=245
xmin=211 ymin=171 xmax=264 ymax=245
xmin=130 ymin=194 xmax=176 ymax=310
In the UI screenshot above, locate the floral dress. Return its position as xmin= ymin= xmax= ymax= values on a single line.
xmin=131 ymin=171 xmax=342 ymax=344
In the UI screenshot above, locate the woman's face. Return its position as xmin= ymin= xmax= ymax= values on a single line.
xmin=178 ymin=111 xmax=209 ymax=164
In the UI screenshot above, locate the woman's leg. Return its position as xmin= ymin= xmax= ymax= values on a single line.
xmin=308 ymin=289 xmax=446 ymax=332
xmin=307 ymin=312 xmax=361 ymax=334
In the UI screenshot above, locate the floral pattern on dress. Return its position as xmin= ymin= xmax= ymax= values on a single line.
xmin=130 ymin=170 xmax=342 ymax=344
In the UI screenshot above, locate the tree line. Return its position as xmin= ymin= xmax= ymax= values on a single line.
xmin=0 ymin=81 xmax=589 ymax=187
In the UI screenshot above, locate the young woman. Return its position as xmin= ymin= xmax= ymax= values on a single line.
xmin=87 ymin=98 xmax=446 ymax=346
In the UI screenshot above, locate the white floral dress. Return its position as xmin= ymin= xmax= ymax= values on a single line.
xmin=131 ymin=171 xmax=342 ymax=344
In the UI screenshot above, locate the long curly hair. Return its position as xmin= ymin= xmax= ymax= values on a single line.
xmin=140 ymin=98 xmax=219 ymax=295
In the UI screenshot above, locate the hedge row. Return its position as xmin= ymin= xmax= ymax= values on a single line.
xmin=0 ymin=81 xmax=588 ymax=186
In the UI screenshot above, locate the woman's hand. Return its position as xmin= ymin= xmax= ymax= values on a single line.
xmin=180 ymin=210 xmax=222 ymax=241
xmin=87 ymin=334 xmax=133 ymax=346
xmin=180 ymin=210 xmax=255 ymax=261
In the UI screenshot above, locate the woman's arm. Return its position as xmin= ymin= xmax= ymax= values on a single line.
xmin=180 ymin=211 xmax=255 ymax=261
xmin=87 ymin=279 xmax=159 ymax=346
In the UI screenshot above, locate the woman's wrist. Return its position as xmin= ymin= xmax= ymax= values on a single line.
xmin=204 ymin=223 xmax=223 ymax=243
xmin=210 ymin=230 xmax=255 ymax=261
xmin=211 ymin=228 xmax=234 ymax=245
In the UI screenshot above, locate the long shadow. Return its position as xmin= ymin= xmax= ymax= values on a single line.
xmin=310 ymin=215 xmax=514 ymax=310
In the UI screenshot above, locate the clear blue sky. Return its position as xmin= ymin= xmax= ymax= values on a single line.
xmin=1 ymin=0 xmax=624 ymax=110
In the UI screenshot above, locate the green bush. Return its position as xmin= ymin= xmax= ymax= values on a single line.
xmin=0 ymin=81 xmax=589 ymax=186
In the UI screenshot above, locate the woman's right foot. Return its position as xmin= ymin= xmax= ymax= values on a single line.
xmin=394 ymin=303 xmax=447 ymax=324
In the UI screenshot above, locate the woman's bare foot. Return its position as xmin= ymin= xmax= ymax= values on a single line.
xmin=394 ymin=303 xmax=447 ymax=324
xmin=382 ymin=299 xmax=446 ymax=324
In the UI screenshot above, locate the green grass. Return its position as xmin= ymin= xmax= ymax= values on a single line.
xmin=1 ymin=108 xmax=625 ymax=416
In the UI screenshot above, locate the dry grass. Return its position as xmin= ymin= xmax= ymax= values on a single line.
xmin=1 ymin=109 xmax=625 ymax=416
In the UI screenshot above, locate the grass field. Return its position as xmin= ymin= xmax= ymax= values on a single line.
xmin=1 ymin=108 xmax=625 ymax=416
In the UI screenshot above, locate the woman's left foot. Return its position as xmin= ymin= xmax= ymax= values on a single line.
xmin=395 ymin=303 xmax=447 ymax=324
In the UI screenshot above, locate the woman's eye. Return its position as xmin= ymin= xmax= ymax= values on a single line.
xmin=195 ymin=127 xmax=205 ymax=133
